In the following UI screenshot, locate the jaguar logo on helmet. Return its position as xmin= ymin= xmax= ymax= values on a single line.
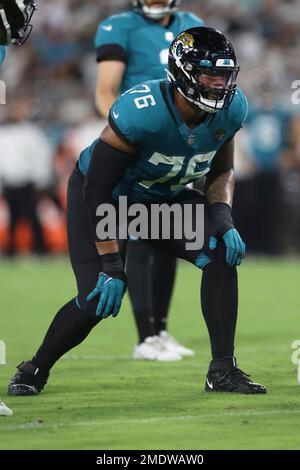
xmin=132 ymin=1 xmax=181 ymax=20
xmin=176 ymin=32 xmax=195 ymax=48
xmin=168 ymin=26 xmax=240 ymax=114
xmin=172 ymin=32 xmax=195 ymax=59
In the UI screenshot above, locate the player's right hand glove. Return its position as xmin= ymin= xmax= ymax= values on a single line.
xmin=0 ymin=0 xmax=36 ymax=46
xmin=87 ymin=253 xmax=127 ymax=319
xmin=209 ymin=202 xmax=246 ymax=266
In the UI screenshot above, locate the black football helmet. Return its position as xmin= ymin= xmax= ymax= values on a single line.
xmin=168 ymin=27 xmax=240 ymax=113
xmin=0 ymin=0 xmax=36 ymax=46
xmin=132 ymin=0 xmax=180 ymax=20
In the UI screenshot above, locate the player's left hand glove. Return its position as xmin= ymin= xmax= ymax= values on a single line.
xmin=87 ymin=253 xmax=127 ymax=319
xmin=0 ymin=0 xmax=36 ymax=46
xmin=209 ymin=202 xmax=246 ymax=266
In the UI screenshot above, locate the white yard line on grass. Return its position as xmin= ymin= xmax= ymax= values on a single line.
xmin=2 ymin=408 xmax=300 ymax=431
xmin=63 ymin=354 xmax=133 ymax=361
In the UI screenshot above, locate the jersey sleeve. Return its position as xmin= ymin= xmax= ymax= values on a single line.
xmin=94 ymin=13 xmax=134 ymax=63
xmin=0 ymin=46 xmax=6 ymax=66
xmin=109 ymin=84 xmax=154 ymax=144
xmin=109 ymin=94 xmax=137 ymax=144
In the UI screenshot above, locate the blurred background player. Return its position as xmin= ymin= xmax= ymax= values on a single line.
xmin=0 ymin=398 xmax=12 ymax=416
xmin=0 ymin=0 xmax=37 ymax=417
xmin=95 ymin=0 xmax=204 ymax=361
xmin=234 ymin=74 xmax=300 ymax=255
xmin=0 ymin=98 xmax=53 ymax=256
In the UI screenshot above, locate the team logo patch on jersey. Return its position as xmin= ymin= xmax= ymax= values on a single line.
xmin=213 ymin=129 xmax=226 ymax=142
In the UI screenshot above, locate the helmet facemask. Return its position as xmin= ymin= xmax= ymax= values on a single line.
xmin=11 ymin=0 xmax=37 ymax=46
xmin=0 ymin=0 xmax=36 ymax=46
xmin=168 ymin=56 xmax=240 ymax=113
xmin=132 ymin=0 xmax=179 ymax=20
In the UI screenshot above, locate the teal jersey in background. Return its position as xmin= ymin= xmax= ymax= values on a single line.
xmin=245 ymin=106 xmax=291 ymax=171
xmin=79 ymin=80 xmax=248 ymax=203
xmin=95 ymin=10 xmax=204 ymax=93
xmin=0 ymin=46 xmax=6 ymax=65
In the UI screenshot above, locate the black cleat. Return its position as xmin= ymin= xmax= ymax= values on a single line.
xmin=205 ymin=360 xmax=267 ymax=394
xmin=8 ymin=361 xmax=49 ymax=396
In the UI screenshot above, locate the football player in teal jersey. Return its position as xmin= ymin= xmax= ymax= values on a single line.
xmin=95 ymin=0 xmax=204 ymax=111
xmin=0 ymin=0 xmax=36 ymax=417
xmin=8 ymin=27 xmax=266 ymax=395
xmin=95 ymin=0 xmax=205 ymax=361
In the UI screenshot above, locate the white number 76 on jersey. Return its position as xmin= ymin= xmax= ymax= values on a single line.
xmin=139 ymin=151 xmax=216 ymax=192
xmin=123 ymin=84 xmax=156 ymax=109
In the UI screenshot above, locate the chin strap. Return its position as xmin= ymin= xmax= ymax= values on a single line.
xmin=166 ymin=69 xmax=221 ymax=114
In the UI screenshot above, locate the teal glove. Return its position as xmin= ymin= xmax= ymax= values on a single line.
xmin=87 ymin=272 xmax=126 ymax=319
xmin=209 ymin=228 xmax=246 ymax=266
xmin=87 ymin=252 xmax=126 ymax=319
xmin=209 ymin=202 xmax=246 ymax=266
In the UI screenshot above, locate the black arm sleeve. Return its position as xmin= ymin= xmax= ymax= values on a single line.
xmin=96 ymin=44 xmax=127 ymax=63
xmin=83 ymin=139 xmax=132 ymax=241
xmin=205 ymin=138 xmax=234 ymax=191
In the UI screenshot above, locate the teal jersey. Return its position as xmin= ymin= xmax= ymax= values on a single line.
xmin=95 ymin=10 xmax=204 ymax=93
xmin=246 ymin=106 xmax=291 ymax=171
xmin=0 ymin=46 xmax=6 ymax=65
xmin=78 ymin=80 xmax=248 ymax=203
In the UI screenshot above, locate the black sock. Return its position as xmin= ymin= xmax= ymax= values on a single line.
xmin=152 ymin=252 xmax=176 ymax=335
xmin=201 ymin=261 xmax=238 ymax=360
xmin=208 ymin=356 xmax=236 ymax=373
xmin=126 ymin=241 xmax=156 ymax=343
xmin=32 ymin=298 xmax=100 ymax=372
xmin=131 ymin=309 xmax=155 ymax=343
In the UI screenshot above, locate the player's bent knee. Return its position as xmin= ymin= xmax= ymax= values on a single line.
xmin=76 ymin=295 xmax=101 ymax=322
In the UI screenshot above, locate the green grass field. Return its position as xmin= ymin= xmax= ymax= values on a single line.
xmin=0 ymin=257 xmax=300 ymax=450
